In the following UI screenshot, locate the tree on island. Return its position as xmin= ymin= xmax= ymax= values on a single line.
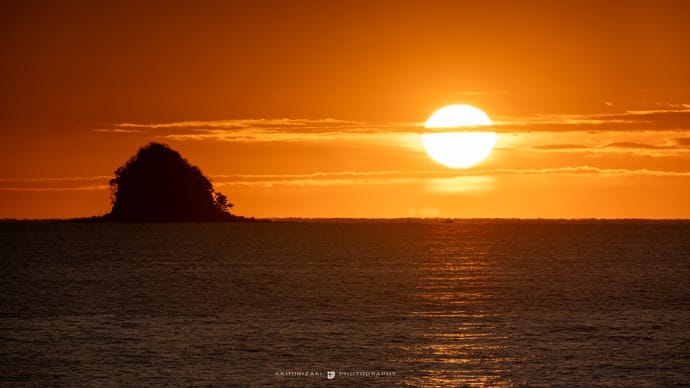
xmin=104 ymin=142 xmax=240 ymax=222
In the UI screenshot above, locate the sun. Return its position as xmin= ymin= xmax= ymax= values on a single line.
xmin=422 ymin=104 xmax=497 ymax=168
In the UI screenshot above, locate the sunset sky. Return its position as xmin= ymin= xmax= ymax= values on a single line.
xmin=1 ymin=1 xmax=689 ymax=219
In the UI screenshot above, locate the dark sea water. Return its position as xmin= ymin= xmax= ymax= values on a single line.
xmin=1 ymin=220 xmax=689 ymax=386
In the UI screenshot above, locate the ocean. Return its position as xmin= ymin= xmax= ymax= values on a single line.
xmin=1 ymin=220 xmax=689 ymax=386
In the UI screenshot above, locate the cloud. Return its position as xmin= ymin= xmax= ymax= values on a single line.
xmin=213 ymin=167 xmax=690 ymax=190
xmin=210 ymin=170 xmax=411 ymax=181
xmin=213 ymin=171 xmax=498 ymax=194
xmin=92 ymin=102 xmax=690 ymax=149
xmin=479 ymin=167 xmax=690 ymax=177
xmin=602 ymin=142 xmax=667 ymax=150
xmin=162 ymin=129 xmax=420 ymax=147
xmin=107 ymin=118 xmax=423 ymax=147
xmin=0 ymin=176 xmax=110 ymax=191
xmin=674 ymin=137 xmax=690 ymax=146
xmin=495 ymin=104 xmax=690 ymax=132
xmin=214 ymin=177 xmax=417 ymax=189
xmin=0 ymin=176 xmax=111 ymax=183
xmin=0 ymin=185 xmax=109 ymax=192
xmin=530 ymin=140 xmax=688 ymax=154
xmin=115 ymin=118 xmax=419 ymax=133
xmin=211 ymin=170 xmax=424 ymax=189
xmin=531 ymin=144 xmax=588 ymax=150
xmin=5 ymin=167 xmax=689 ymax=193
xmin=92 ymin=128 xmax=143 ymax=133
xmin=516 ymin=128 xmax=690 ymax=157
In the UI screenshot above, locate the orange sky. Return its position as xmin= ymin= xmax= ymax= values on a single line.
xmin=1 ymin=1 xmax=689 ymax=219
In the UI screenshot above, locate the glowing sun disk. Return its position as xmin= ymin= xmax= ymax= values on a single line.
xmin=422 ymin=104 xmax=497 ymax=168
xmin=422 ymin=132 xmax=498 ymax=168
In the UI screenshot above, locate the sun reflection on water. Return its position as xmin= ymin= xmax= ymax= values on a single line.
xmin=403 ymin=242 xmax=515 ymax=387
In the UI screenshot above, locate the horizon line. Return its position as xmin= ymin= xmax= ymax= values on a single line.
xmin=2 ymin=216 xmax=689 ymax=223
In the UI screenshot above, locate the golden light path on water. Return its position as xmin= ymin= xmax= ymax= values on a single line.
xmin=404 ymin=230 xmax=514 ymax=387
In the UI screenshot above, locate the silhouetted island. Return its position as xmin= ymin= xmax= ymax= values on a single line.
xmin=102 ymin=142 xmax=246 ymax=222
